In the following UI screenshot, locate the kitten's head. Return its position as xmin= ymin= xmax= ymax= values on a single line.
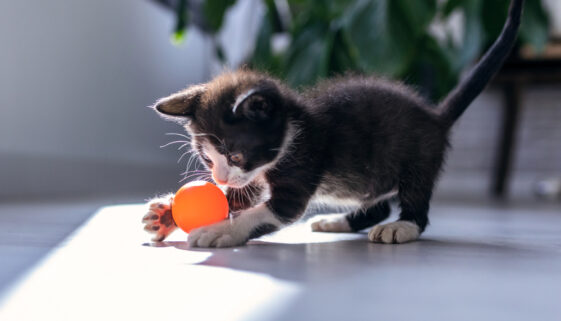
xmin=154 ymin=71 xmax=293 ymax=188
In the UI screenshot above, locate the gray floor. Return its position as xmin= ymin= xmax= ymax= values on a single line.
xmin=0 ymin=200 xmax=560 ymax=320
xmin=0 ymin=197 xmax=144 ymax=295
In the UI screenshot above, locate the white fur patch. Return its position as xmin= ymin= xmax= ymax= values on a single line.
xmin=188 ymin=203 xmax=282 ymax=248
xmin=232 ymin=88 xmax=256 ymax=114
xmin=310 ymin=214 xmax=352 ymax=233
xmin=311 ymin=194 xmax=362 ymax=209
xmin=370 ymin=189 xmax=398 ymax=205
xmin=311 ymin=188 xmax=398 ymax=211
xmin=202 ymin=142 xmax=230 ymax=184
xmin=368 ymin=221 xmax=420 ymax=244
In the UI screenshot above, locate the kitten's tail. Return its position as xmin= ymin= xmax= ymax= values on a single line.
xmin=438 ymin=0 xmax=523 ymax=127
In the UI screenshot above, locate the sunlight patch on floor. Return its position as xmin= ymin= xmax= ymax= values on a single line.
xmin=0 ymin=205 xmax=301 ymax=321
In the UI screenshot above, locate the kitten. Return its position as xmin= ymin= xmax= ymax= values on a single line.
xmin=142 ymin=0 xmax=523 ymax=247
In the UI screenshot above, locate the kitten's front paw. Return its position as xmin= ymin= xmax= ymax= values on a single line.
xmin=142 ymin=195 xmax=177 ymax=242
xmin=310 ymin=214 xmax=352 ymax=233
xmin=188 ymin=220 xmax=247 ymax=248
xmin=368 ymin=221 xmax=420 ymax=244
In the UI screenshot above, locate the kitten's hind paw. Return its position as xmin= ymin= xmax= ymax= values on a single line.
xmin=310 ymin=214 xmax=352 ymax=233
xmin=142 ymin=195 xmax=177 ymax=242
xmin=368 ymin=221 xmax=419 ymax=244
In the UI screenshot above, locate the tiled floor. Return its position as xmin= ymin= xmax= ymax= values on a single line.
xmin=0 ymin=200 xmax=560 ymax=320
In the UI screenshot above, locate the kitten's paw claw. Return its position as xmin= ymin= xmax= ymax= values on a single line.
xmin=368 ymin=221 xmax=420 ymax=244
xmin=188 ymin=221 xmax=247 ymax=248
xmin=142 ymin=195 xmax=177 ymax=242
xmin=310 ymin=214 xmax=352 ymax=233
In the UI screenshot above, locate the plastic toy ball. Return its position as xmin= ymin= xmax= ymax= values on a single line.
xmin=171 ymin=181 xmax=229 ymax=233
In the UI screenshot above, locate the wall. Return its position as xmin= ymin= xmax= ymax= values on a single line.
xmin=437 ymin=86 xmax=561 ymax=201
xmin=1 ymin=0 xmax=559 ymax=201
xmin=0 ymin=0 xmax=212 ymax=199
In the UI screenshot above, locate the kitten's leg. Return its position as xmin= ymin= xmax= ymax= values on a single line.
xmin=189 ymin=171 xmax=318 ymax=248
xmin=187 ymin=203 xmax=283 ymax=248
xmin=311 ymin=201 xmax=391 ymax=233
xmin=142 ymin=194 xmax=177 ymax=242
xmin=368 ymin=188 xmax=430 ymax=244
xmin=310 ymin=214 xmax=352 ymax=233
xmin=348 ymin=201 xmax=392 ymax=231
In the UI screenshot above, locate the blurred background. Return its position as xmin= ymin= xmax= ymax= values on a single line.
xmin=1 ymin=0 xmax=560 ymax=296
xmin=1 ymin=0 xmax=560 ymax=203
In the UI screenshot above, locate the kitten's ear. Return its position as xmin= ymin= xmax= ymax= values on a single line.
xmin=235 ymin=92 xmax=274 ymax=122
xmin=153 ymin=85 xmax=206 ymax=117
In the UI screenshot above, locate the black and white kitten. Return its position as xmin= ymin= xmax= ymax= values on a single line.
xmin=142 ymin=0 xmax=523 ymax=247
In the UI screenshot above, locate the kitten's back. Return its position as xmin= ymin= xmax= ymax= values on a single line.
xmin=300 ymin=76 xmax=448 ymax=194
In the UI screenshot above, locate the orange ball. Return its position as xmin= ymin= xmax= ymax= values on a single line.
xmin=171 ymin=181 xmax=229 ymax=233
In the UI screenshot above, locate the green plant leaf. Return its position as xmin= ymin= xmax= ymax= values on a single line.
xmin=391 ymin=0 xmax=437 ymax=38
xmin=203 ymin=0 xmax=236 ymax=33
xmin=519 ymin=0 xmax=550 ymax=52
xmin=200 ymin=0 xmax=551 ymax=97
xmin=284 ymin=24 xmax=332 ymax=86
xmin=171 ymin=29 xmax=187 ymax=46
xmin=250 ymin=0 xmax=287 ymax=76
xmin=341 ymin=0 xmax=434 ymax=76
xmin=342 ymin=0 xmax=409 ymax=76
xmin=442 ymin=0 xmax=465 ymax=17
xmin=329 ymin=28 xmax=360 ymax=75
xmin=481 ymin=0 xmax=509 ymax=44
xmin=172 ymin=0 xmax=188 ymax=45
xmin=452 ymin=0 xmax=485 ymax=71
xmin=252 ymin=7 xmax=274 ymax=66
xmin=404 ymin=35 xmax=458 ymax=101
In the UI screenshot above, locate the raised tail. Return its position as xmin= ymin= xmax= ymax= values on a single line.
xmin=438 ymin=0 xmax=524 ymax=127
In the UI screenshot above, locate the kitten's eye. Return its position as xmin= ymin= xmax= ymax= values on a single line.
xmin=201 ymin=153 xmax=213 ymax=165
xmin=228 ymin=153 xmax=244 ymax=165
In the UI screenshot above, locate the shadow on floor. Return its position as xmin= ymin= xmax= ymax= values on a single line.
xmin=145 ymin=234 xmax=547 ymax=283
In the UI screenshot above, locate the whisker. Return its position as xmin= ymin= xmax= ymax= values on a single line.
xmin=179 ymin=172 xmax=210 ymax=183
xmin=192 ymin=174 xmax=210 ymax=182
xmin=186 ymin=153 xmax=198 ymax=170
xmin=182 ymin=167 xmax=203 ymax=179
xmin=249 ymin=185 xmax=257 ymax=200
xmin=166 ymin=132 xmax=191 ymax=139
xmin=181 ymin=173 xmax=206 ymax=181
xmin=242 ymin=186 xmax=249 ymax=201
xmin=180 ymin=169 xmax=209 ymax=175
xmin=177 ymin=142 xmax=190 ymax=150
xmin=160 ymin=140 xmax=189 ymax=148
xmin=192 ymin=132 xmax=225 ymax=148
xmin=177 ymin=151 xmax=191 ymax=164
xmin=235 ymin=189 xmax=241 ymax=209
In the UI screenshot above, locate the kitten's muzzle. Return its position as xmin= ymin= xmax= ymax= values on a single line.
xmin=212 ymin=173 xmax=228 ymax=185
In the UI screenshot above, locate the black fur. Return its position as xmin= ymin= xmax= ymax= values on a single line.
xmin=247 ymin=223 xmax=279 ymax=241
xmin=346 ymin=201 xmax=391 ymax=232
xmin=153 ymin=0 xmax=523 ymax=242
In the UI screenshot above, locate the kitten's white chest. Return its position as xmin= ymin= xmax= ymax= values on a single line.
xmin=312 ymin=174 xmax=398 ymax=208
xmin=311 ymin=192 xmax=363 ymax=208
xmin=312 ymin=176 xmax=366 ymax=208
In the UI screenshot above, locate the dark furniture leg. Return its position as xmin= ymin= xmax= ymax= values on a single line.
xmin=492 ymin=81 xmax=521 ymax=198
